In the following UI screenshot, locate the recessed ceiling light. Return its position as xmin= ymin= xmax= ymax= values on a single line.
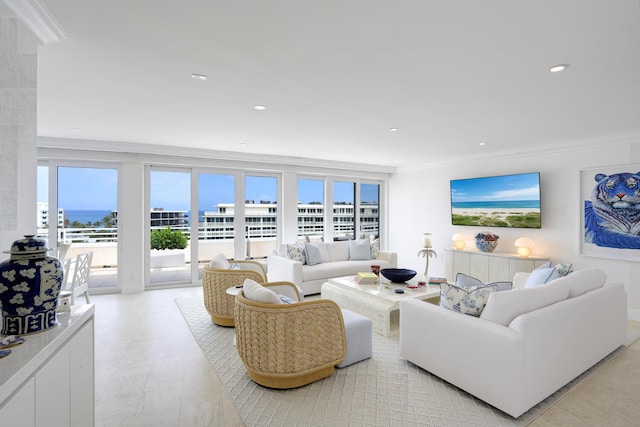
xmin=254 ymin=105 xmax=267 ymax=110
xmin=191 ymin=73 xmax=207 ymax=81
xmin=390 ymin=128 xmax=399 ymax=132
xmin=71 ymin=128 xmax=82 ymax=132
xmin=479 ymin=142 xmax=487 ymax=146
xmin=240 ymin=143 xmax=247 ymax=147
xmin=549 ymin=64 xmax=569 ymax=73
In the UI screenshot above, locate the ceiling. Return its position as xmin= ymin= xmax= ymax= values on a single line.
xmin=29 ymin=0 xmax=640 ymax=170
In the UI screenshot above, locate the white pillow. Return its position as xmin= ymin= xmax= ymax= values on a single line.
xmin=242 ymin=279 xmax=281 ymax=304
xmin=480 ymin=284 xmax=570 ymax=326
xmin=304 ymin=242 xmax=330 ymax=266
xmin=349 ymin=239 xmax=371 ymax=260
xmin=327 ymin=241 xmax=350 ymax=262
xmin=209 ymin=253 xmax=231 ymax=269
xmin=370 ymin=238 xmax=380 ymax=259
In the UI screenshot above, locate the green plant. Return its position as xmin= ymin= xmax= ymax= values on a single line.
xmin=150 ymin=228 xmax=188 ymax=250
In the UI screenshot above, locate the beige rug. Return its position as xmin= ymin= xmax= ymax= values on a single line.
xmin=176 ymin=297 xmax=632 ymax=426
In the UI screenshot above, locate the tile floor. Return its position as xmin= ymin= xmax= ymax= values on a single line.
xmin=92 ymin=287 xmax=640 ymax=426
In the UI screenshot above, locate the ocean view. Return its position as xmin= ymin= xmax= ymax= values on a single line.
xmin=451 ymin=200 xmax=540 ymax=210
xmin=64 ymin=209 xmax=114 ymax=224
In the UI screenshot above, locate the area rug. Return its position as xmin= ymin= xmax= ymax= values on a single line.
xmin=176 ymin=298 xmax=633 ymax=426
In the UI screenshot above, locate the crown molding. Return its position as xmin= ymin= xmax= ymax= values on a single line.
xmin=0 ymin=0 xmax=67 ymax=44
xmin=36 ymin=136 xmax=397 ymax=176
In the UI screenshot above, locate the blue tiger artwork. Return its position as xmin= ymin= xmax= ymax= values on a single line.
xmin=584 ymin=171 xmax=640 ymax=249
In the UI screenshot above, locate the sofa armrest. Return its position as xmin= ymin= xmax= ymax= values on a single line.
xmin=267 ymin=255 xmax=303 ymax=287
xmin=376 ymin=250 xmax=397 ymax=267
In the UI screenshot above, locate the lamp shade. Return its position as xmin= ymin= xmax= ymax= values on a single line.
xmin=514 ymin=237 xmax=535 ymax=257
xmin=451 ymin=233 xmax=466 ymax=250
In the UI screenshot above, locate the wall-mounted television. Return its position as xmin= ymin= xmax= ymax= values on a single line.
xmin=450 ymin=172 xmax=541 ymax=228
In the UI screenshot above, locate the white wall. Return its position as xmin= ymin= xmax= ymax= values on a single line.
xmin=388 ymin=139 xmax=640 ymax=320
xmin=0 ymin=12 xmax=38 ymax=253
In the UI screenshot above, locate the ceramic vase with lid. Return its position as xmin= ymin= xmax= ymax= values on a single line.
xmin=0 ymin=235 xmax=64 ymax=335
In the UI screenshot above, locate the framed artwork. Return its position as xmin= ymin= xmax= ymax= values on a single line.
xmin=580 ymin=165 xmax=640 ymax=261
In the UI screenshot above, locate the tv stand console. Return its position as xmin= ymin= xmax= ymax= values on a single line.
xmin=444 ymin=248 xmax=549 ymax=283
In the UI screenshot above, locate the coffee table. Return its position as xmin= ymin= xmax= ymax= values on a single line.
xmin=321 ymin=275 xmax=441 ymax=337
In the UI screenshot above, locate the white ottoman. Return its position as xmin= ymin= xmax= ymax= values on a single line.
xmin=337 ymin=309 xmax=373 ymax=368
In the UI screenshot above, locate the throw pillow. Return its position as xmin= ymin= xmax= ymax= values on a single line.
xmin=286 ymin=243 xmax=307 ymax=264
xmin=370 ymin=238 xmax=380 ymax=259
xmin=455 ymin=273 xmax=513 ymax=292
xmin=304 ymin=242 xmax=331 ymax=266
xmin=242 ymin=278 xmax=282 ymax=304
xmin=349 ymin=239 xmax=371 ymax=260
xmin=209 ymin=253 xmax=231 ymax=269
xmin=441 ymin=282 xmax=497 ymax=317
xmin=278 ymin=294 xmax=295 ymax=304
xmin=524 ymin=261 xmax=555 ymax=288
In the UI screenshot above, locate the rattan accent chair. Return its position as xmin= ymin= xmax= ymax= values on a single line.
xmin=202 ymin=260 xmax=267 ymax=327
xmin=234 ymin=282 xmax=347 ymax=389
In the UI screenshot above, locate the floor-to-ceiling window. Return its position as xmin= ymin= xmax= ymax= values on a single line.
xmin=245 ymin=175 xmax=278 ymax=258
xmin=360 ymin=182 xmax=380 ymax=240
xmin=37 ymin=164 xmax=119 ymax=291
xmin=148 ymin=169 xmax=191 ymax=285
xmin=333 ymin=181 xmax=355 ymax=240
xmin=297 ymin=178 xmax=325 ymax=242
xmin=197 ymin=172 xmax=236 ymax=276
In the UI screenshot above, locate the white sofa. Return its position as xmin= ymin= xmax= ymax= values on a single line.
xmin=399 ymin=268 xmax=627 ymax=418
xmin=267 ymin=240 xmax=398 ymax=296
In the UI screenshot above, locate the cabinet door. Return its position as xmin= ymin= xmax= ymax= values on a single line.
xmin=36 ymin=346 xmax=70 ymax=427
xmin=70 ymin=320 xmax=95 ymax=427
xmin=469 ymin=253 xmax=489 ymax=282
xmin=451 ymin=251 xmax=470 ymax=282
xmin=488 ymin=257 xmax=511 ymax=282
xmin=0 ymin=378 xmax=35 ymax=427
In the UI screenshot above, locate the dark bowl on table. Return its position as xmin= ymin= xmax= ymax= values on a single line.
xmin=380 ymin=268 xmax=417 ymax=283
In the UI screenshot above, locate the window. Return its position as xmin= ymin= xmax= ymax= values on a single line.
xmin=360 ymin=183 xmax=380 ymax=239
xmin=149 ymin=170 xmax=190 ymax=285
xmin=297 ymin=178 xmax=324 ymax=241
xmin=245 ymin=175 xmax=278 ymax=258
xmin=333 ymin=181 xmax=355 ymax=240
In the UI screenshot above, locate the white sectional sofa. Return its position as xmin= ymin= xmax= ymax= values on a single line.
xmin=267 ymin=240 xmax=397 ymax=296
xmin=399 ymin=268 xmax=627 ymax=418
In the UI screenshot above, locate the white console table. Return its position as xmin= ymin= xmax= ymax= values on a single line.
xmin=0 ymin=304 xmax=95 ymax=427
xmin=444 ymin=248 xmax=549 ymax=283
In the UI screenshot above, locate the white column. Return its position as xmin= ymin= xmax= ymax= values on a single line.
xmin=281 ymin=172 xmax=298 ymax=244
xmin=118 ymin=161 xmax=145 ymax=293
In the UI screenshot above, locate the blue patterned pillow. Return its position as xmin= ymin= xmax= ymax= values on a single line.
xmin=286 ymin=244 xmax=306 ymax=264
xmin=441 ymin=282 xmax=498 ymax=316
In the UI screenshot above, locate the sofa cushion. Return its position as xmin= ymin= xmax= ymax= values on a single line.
xmin=305 ymin=242 xmax=330 ymax=266
xmin=349 ymin=239 xmax=371 ymax=260
xmin=326 ymin=241 xmax=350 ymax=262
xmin=480 ymin=283 xmax=570 ymax=326
xmin=550 ymin=268 xmax=606 ymax=298
xmin=286 ymin=243 xmax=307 ymax=264
xmin=441 ymin=282 xmax=497 ymax=317
xmin=243 ymin=278 xmax=282 ymax=304
xmin=302 ymin=259 xmax=392 ymax=282
xmin=209 ymin=253 xmax=231 ymax=269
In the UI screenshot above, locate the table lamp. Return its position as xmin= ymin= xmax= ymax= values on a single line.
xmin=514 ymin=237 xmax=535 ymax=257
xmin=451 ymin=233 xmax=466 ymax=250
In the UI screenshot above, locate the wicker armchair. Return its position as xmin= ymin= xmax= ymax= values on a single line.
xmin=202 ymin=260 xmax=267 ymax=326
xmin=234 ymin=282 xmax=347 ymax=389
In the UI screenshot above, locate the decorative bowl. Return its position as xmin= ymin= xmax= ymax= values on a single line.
xmin=380 ymin=268 xmax=417 ymax=283
xmin=474 ymin=232 xmax=499 ymax=253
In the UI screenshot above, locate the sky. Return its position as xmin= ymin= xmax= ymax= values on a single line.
xmin=450 ymin=172 xmax=540 ymax=203
xmin=37 ymin=167 xmax=378 ymax=211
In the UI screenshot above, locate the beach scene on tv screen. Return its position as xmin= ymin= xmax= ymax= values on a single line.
xmin=450 ymin=173 xmax=541 ymax=228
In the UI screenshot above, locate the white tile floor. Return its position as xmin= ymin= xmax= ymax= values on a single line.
xmin=92 ymin=287 xmax=640 ymax=427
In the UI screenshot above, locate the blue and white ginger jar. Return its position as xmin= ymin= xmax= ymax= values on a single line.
xmin=0 ymin=235 xmax=63 ymax=335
